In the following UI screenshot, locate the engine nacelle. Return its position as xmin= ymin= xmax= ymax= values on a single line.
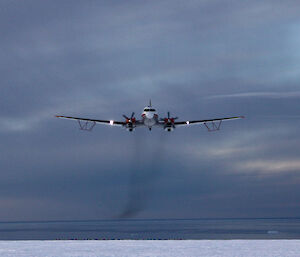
xmin=164 ymin=126 xmax=174 ymax=132
xmin=127 ymin=127 xmax=135 ymax=132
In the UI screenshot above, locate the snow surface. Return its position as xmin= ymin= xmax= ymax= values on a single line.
xmin=0 ymin=240 xmax=300 ymax=257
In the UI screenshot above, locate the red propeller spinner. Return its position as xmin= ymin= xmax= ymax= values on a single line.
xmin=163 ymin=112 xmax=178 ymax=124
xmin=123 ymin=112 xmax=136 ymax=124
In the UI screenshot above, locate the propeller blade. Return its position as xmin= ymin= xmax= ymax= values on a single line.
xmin=123 ymin=114 xmax=129 ymax=120
xmin=168 ymin=112 xmax=170 ymax=119
xmin=131 ymin=112 xmax=135 ymax=119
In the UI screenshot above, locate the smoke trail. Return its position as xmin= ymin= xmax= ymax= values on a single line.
xmin=119 ymin=131 xmax=167 ymax=218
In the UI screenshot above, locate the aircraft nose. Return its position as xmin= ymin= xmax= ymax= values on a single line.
xmin=146 ymin=112 xmax=154 ymax=119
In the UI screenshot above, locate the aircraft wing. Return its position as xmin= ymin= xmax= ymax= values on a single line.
xmin=55 ymin=115 xmax=125 ymax=126
xmin=174 ymin=116 xmax=245 ymax=126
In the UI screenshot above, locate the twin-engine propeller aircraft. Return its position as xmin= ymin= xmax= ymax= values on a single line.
xmin=56 ymin=100 xmax=244 ymax=132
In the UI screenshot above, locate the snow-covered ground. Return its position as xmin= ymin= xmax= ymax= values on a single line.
xmin=0 ymin=240 xmax=300 ymax=257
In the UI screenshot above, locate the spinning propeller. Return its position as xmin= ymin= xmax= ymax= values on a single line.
xmin=123 ymin=112 xmax=136 ymax=124
xmin=161 ymin=112 xmax=178 ymax=124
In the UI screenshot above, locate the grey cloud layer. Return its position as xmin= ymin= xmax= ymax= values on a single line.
xmin=1 ymin=0 xmax=300 ymax=220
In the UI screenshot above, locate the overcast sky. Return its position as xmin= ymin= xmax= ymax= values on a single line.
xmin=1 ymin=0 xmax=300 ymax=221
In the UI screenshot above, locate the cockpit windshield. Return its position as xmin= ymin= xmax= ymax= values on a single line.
xmin=144 ymin=108 xmax=156 ymax=112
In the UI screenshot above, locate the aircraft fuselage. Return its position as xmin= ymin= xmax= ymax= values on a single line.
xmin=141 ymin=105 xmax=158 ymax=129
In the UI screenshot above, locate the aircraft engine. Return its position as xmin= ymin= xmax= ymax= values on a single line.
xmin=161 ymin=112 xmax=178 ymax=132
xmin=123 ymin=112 xmax=136 ymax=132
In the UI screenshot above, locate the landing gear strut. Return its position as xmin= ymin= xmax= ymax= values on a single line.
xmin=149 ymin=127 xmax=152 ymax=131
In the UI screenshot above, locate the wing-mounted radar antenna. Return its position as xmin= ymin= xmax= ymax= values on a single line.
xmin=77 ymin=120 xmax=96 ymax=131
xmin=203 ymin=120 xmax=222 ymax=132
